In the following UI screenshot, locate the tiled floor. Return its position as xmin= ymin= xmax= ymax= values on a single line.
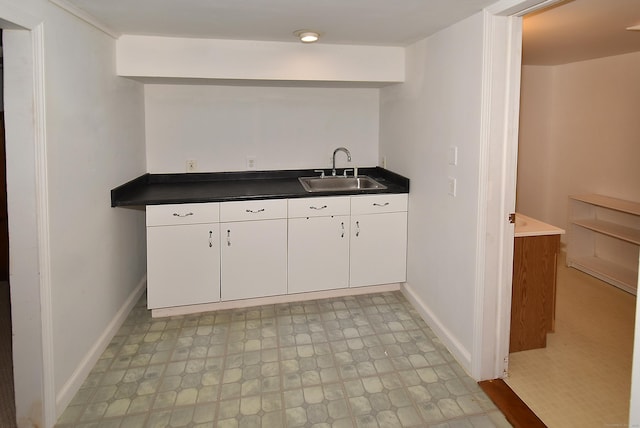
xmin=56 ymin=291 xmax=511 ymax=427
xmin=506 ymin=254 xmax=637 ymax=427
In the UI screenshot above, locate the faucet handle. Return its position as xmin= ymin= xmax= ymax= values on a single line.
xmin=314 ymin=169 xmax=326 ymax=178
xmin=343 ymin=169 xmax=354 ymax=177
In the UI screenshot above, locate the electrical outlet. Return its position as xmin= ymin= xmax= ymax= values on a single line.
xmin=186 ymin=160 xmax=197 ymax=172
xmin=246 ymin=156 xmax=256 ymax=170
xmin=380 ymin=156 xmax=387 ymax=169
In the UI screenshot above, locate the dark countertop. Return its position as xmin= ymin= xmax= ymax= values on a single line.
xmin=111 ymin=167 xmax=409 ymax=207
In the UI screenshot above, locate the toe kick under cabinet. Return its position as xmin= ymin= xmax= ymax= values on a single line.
xmin=146 ymin=194 xmax=408 ymax=311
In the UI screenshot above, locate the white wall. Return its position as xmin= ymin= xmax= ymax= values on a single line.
xmin=2 ymin=0 xmax=147 ymax=424
xmin=45 ymin=2 xmax=147 ymax=402
xmin=517 ymin=52 xmax=640 ymax=233
xmin=145 ymin=84 xmax=379 ymax=172
xmin=379 ymin=12 xmax=485 ymax=371
xmin=117 ymin=35 xmax=405 ymax=84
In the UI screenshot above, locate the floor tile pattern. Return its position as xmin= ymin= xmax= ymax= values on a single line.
xmin=57 ymin=291 xmax=510 ymax=427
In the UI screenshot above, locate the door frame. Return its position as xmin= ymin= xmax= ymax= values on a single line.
xmin=475 ymin=0 xmax=563 ymax=380
xmin=0 ymin=1 xmax=54 ymax=426
xmin=481 ymin=1 xmax=639 ymax=423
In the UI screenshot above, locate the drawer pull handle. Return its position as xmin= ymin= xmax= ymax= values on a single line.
xmin=373 ymin=202 xmax=390 ymax=207
xmin=245 ymin=208 xmax=265 ymax=214
xmin=310 ymin=205 xmax=328 ymax=210
xmin=172 ymin=212 xmax=194 ymax=217
xmin=209 ymin=231 xmax=213 ymax=248
xmin=355 ymin=221 xmax=360 ymax=237
xmin=227 ymin=230 xmax=231 ymax=246
xmin=341 ymin=222 xmax=345 ymax=238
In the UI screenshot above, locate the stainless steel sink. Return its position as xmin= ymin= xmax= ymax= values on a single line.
xmin=298 ymin=176 xmax=387 ymax=192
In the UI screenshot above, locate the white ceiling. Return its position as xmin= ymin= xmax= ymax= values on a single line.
xmin=59 ymin=0 xmax=640 ymax=65
xmin=523 ymin=0 xmax=640 ymax=65
xmin=61 ymin=0 xmax=497 ymax=46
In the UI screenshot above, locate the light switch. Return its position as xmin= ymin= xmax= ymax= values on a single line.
xmin=448 ymin=177 xmax=457 ymax=197
xmin=448 ymin=146 xmax=458 ymax=166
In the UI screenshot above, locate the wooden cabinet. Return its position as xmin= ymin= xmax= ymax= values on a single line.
xmin=288 ymin=197 xmax=350 ymax=294
xmin=220 ymin=200 xmax=288 ymax=301
xmin=567 ymin=194 xmax=640 ymax=295
xmin=146 ymin=203 xmax=220 ymax=309
xmin=510 ymin=234 xmax=559 ymax=352
xmin=350 ymin=194 xmax=408 ymax=287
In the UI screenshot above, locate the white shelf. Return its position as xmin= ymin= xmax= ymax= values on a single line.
xmin=568 ymin=194 xmax=639 ymax=296
xmin=572 ymin=219 xmax=640 ymax=245
xmin=570 ymin=194 xmax=640 ymax=216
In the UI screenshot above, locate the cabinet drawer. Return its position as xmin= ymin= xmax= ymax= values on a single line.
xmin=351 ymin=194 xmax=408 ymax=215
xmin=288 ymin=196 xmax=350 ymax=218
xmin=220 ymin=199 xmax=287 ymax=222
xmin=147 ymin=203 xmax=219 ymax=226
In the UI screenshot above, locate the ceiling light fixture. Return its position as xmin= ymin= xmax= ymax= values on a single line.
xmin=294 ymin=30 xmax=320 ymax=43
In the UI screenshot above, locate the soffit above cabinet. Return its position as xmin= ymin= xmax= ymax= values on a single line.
xmin=116 ymin=35 xmax=405 ymax=87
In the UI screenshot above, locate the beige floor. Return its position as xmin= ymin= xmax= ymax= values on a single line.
xmin=505 ymin=254 xmax=636 ymax=427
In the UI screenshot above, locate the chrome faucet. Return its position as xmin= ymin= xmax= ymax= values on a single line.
xmin=332 ymin=147 xmax=352 ymax=176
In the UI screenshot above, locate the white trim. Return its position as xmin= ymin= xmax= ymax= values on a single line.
xmin=472 ymin=0 xmax=548 ymax=382
xmin=471 ymin=10 xmax=493 ymax=380
xmin=48 ymin=0 xmax=120 ymax=39
xmin=56 ymin=276 xmax=147 ymax=415
xmin=401 ymin=283 xmax=471 ymax=370
xmin=31 ymin=23 xmax=57 ymax=428
xmin=495 ymin=16 xmax=523 ymax=378
xmin=152 ymin=283 xmax=401 ymax=318
xmin=486 ymin=0 xmax=564 ymax=16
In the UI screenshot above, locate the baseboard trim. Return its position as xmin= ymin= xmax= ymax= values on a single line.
xmin=401 ymin=282 xmax=472 ymax=373
xmin=152 ymin=283 xmax=401 ymax=318
xmin=55 ymin=275 xmax=147 ymax=417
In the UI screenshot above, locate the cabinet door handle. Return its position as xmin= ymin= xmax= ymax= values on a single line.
xmin=355 ymin=221 xmax=360 ymax=237
xmin=245 ymin=208 xmax=265 ymax=214
xmin=209 ymin=231 xmax=213 ymax=248
xmin=227 ymin=229 xmax=231 ymax=246
xmin=172 ymin=212 xmax=194 ymax=217
xmin=373 ymin=202 xmax=390 ymax=207
xmin=310 ymin=205 xmax=328 ymax=210
xmin=341 ymin=222 xmax=345 ymax=238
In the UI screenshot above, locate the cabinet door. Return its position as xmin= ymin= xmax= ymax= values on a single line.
xmin=288 ymin=215 xmax=350 ymax=294
xmin=350 ymin=212 xmax=408 ymax=287
xmin=221 ymin=219 xmax=287 ymax=301
xmin=147 ymin=223 xmax=220 ymax=309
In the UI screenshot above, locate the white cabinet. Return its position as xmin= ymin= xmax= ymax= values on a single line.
xmin=567 ymin=194 xmax=640 ymax=295
xmin=220 ymin=200 xmax=288 ymax=301
xmin=145 ymin=193 xmax=409 ymax=310
xmin=288 ymin=197 xmax=350 ymax=294
xmin=350 ymin=194 xmax=408 ymax=287
xmin=146 ymin=203 xmax=220 ymax=309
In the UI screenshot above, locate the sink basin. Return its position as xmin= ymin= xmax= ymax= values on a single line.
xmin=298 ymin=176 xmax=387 ymax=193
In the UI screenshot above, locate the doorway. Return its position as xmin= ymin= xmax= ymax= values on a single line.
xmin=504 ymin=1 xmax=639 ymax=425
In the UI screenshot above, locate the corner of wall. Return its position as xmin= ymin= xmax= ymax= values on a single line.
xmin=400 ymin=283 xmax=473 ymax=374
xmin=55 ymin=276 xmax=147 ymax=417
